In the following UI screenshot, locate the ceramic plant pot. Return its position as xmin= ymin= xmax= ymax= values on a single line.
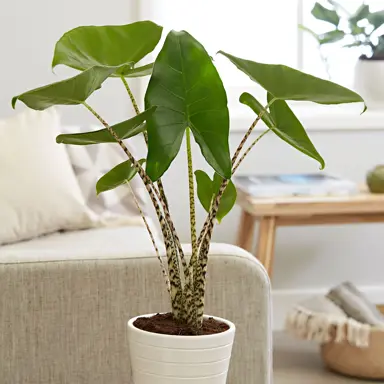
xmin=354 ymin=58 xmax=384 ymax=109
xmin=127 ymin=314 xmax=236 ymax=384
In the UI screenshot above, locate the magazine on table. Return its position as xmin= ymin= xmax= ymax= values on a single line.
xmin=234 ymin=174 xmax=358 ymax=198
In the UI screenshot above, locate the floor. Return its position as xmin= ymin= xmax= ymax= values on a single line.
xmin=273 ymin=333 xmax=381 ymax=383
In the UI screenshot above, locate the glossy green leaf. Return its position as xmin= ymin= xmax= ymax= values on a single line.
xmin=52 ymin=21 xmax=163 ymax=75
xmin=195 ymin=170 xmax=237 ymax=223
xmin=239 ymin=92 xmax=275 ymax=128
xmin=194 ymin=170 xmax=213 ymax=213
xmin=367 ymin=11 xmax=384 ymax=31
xmin=267 ymin=93 xmax=325 ymax=169
xmin=350 ymin=4 xmax=370 ymax=25
xmin=318 ymin=30 xmax=345 ymax=44
xmin=218 ymin=51 xmax=365 ymax=106
xmin=12 ymin=66 xmax=116 ymax=110
xmin=311 ymin=2 xmax=340 ymax=26
xmin=145 ymin=30 xmax=231 ymax=181
xmin=56 ymin=107 xmax=155 ymax=145
xmin=96 ymin=159 xmax=145 ymax=195
xmin=240 ymin=92 xmax=324 ymax=168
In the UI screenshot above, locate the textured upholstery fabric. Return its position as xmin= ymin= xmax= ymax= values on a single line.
xmin=0 ymin=229 xmax=271 ymax=384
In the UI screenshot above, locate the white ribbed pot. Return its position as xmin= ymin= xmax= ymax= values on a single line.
xmin=127 ymin=314 xmax=236 ymax=384
xmin=354 ymin=58 xmax=384 ymax=109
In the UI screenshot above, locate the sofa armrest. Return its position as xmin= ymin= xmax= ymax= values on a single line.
xmin=0 ymin=242 xmax=271 ymax=384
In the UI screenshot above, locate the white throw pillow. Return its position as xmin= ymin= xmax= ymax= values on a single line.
xmin=0 ymin=108 xmax=95 ymax=245
xmin=64 ymin=126 xmax=148 ymax=217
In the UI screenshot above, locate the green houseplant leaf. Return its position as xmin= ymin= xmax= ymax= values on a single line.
xmin=240 ymin=92 xmax=324 ymax=168
xmin=311 ymin=2 xmax=340 ymax=26
xmin=52 ymin=21 xmax=163 ymax=76
xmin=96 ymin=159 xmax=145 ymax=194
xmin=350 ymin=4 xmax=370 ymax=25
xmin=56 ymin=107 xmax=156 ymax=145
xmin=367 ymin=10 xmax=384 ymax=31
xmin=145 ymin=30 xmax=231 ymax=181
xmin=195 ymin=170 xmax=237 ymax=223
xmin=218 ymin=51 xmax=365 ymax=107
xmin=12 ymin=66 xmax=116 ymax=110
xmin=318 ymin=30 xmax=345 ymax=44
xmin=120 ymin=63 xmax=154 ymax=78
xmin=267 ymin=93 xmax=325 ymax=169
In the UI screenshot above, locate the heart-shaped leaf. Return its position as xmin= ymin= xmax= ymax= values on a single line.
xmin=12 ymin=66 xmax=116 ymax=110
xmin=96 ymin=159 xmax=145 ymax=195
xmin=240 ymin=92 xmax=324 ymax=168
xmin=195 ymin=170 xmax=237 ymax=223
xmin=52 ymin=21 xmax=163 ymax=76
xmin=56 ymin=107 xmax=155 ymax=145
xmin=218 ymin=51 xmax=365 ymax=108
xmin=311 ymin=2 xmax=340 ymax=26
xmin=145 ymin=30 xmax=231 ymax=181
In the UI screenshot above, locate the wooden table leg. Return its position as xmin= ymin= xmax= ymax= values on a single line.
xmin=236 ymin=210 xmax=256 ymax=252
xmin=256 ymin=216 xmax=277 ymax=278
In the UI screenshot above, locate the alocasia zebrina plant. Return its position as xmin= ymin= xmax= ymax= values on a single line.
xmin=12 ymin=21 xmax=365 ymax=331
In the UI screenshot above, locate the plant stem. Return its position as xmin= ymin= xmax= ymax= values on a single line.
xmin=120 ymin=76 xmax=140 ymax=115
xmin=186 ymin=128 xmax=197 ymax=254
xmin=120 ymin=77 xmax=188 ymax=281
xmin=185 ymin=128 xmax=198 ymax=325
xmin=127 ymin=182 xmax=171 ymax=293
xmin=82 ymin=101 xmax=184 ymax=320
xmin=232 ymin=129 xmax=271 ymax=173
xmin=194 ymin=105 xmax=272 ymax=326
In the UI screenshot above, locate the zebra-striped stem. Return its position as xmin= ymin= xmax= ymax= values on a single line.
xmin=120 ymin=78 xmax=189 ymax=281
xmin=126 ymin=182 xmax=170 ymax=293
xmin=82 ymin=102 xmax=184 ymax=319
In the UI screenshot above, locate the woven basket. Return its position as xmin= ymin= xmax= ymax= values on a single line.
xmin=321 ymin=307 xmax=384 ymax=380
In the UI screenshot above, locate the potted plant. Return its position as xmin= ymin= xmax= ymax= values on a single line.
xmin=12 ymin=21 xmax=365 ymax=384
xmin=301 ymin=1 xmax=384 ymax=108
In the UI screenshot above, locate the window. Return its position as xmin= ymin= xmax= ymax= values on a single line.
xmin=139 ymin=0 xmax=383 ymax=103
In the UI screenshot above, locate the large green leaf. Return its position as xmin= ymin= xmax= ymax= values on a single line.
xmin=52 ymin=21 xmax=162 ymax=76
xmin=241 ymin=92 xmax=324 ymax=168
xmin=195 ymin=170 xmax=237 ymax=223
xmin=318 ymin=30 xmax=345 ymax=44
xmin=145 ymin=30 xmax=231 ymax=181
xmin=311 ymin=2 xmax=340 ymax=26
xmin=218 ymin=51 xmax=365 ymax=107
xmin=12 ymin=66 xmax=116 ymax=110
xmin=96 ymin=159 xmax=145 ymax=195
xmin=56 ymin=107 xmax=156 ymax=145
xmin=267 ymin=93 xmax=325 ymax=169
xmin=367 ymin=11 xmax=384 ymax=31
xmin=349 ymin=4 xmax=370 ymax=25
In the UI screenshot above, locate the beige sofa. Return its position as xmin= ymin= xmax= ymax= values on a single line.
xmin=0 ymin=225 xmax=271 ymax=384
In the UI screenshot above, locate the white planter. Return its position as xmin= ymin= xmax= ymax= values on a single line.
xmin=127 ymin=314 xmax=236 ymax=384
xmin=354 ymin=58 xmax=384 ymax=109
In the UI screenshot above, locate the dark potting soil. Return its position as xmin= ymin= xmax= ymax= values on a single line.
xmin=133 ymin=312 xmax=229 ymax=336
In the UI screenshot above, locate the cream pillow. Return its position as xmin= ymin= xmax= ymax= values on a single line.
xmin=0 ymin=108 xmax=95 ymax=245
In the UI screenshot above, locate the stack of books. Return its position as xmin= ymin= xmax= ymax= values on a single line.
xmin=234 ymin=174 xmax=358 ymax=198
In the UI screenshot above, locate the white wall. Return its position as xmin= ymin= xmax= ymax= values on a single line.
xmin=2 ymin=1 xmax=384 ymax=321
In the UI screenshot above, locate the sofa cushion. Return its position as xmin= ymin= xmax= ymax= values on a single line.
xmin=0 ymin=225 xmax=162 ymax=264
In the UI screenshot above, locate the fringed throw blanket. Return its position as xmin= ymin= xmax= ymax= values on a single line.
xmin=286 ymin=282 xmax=384 ymax=348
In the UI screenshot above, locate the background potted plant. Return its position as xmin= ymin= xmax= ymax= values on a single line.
xmin=12 ymin=20 xmax=365 ymax=384
xmin=301 ymin=1 xmax=384 ymax=108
